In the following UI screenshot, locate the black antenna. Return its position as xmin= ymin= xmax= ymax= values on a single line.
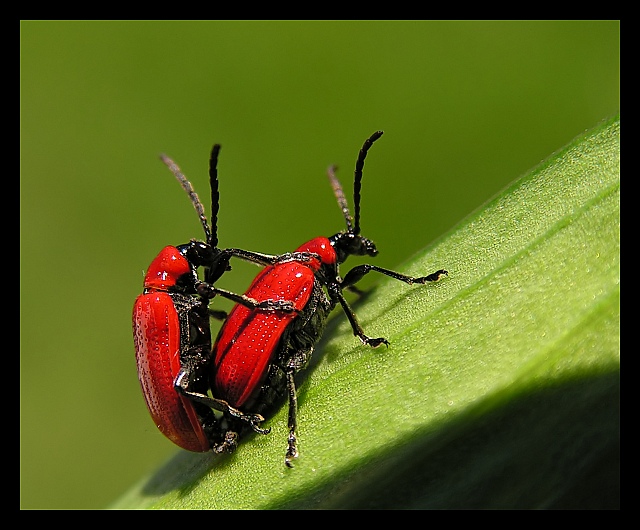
xmin=353 ymin=130 xmax=383 ymax=236
xmin=327 ymin=164 xmax=354 ymax=233
xmin=160 ymin=153 xmax=212 ymax=245
xmin=208 ymin=144 xmax=222 ymax=248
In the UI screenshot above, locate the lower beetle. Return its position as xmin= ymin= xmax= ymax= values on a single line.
xmin=210 ymin=131 xmax=447 ymax=466
xmin=133 ymin=144 xmax=312 ymax=453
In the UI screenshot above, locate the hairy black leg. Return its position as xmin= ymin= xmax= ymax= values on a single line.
xmin=328 ymin=284 xmax=389 ymax=348
xmin=332 ymin=267 xmax=446 ymax=347
xmin=174 ymin=370 xmax=271 ymax=435
xmin=223 ymin=248 xmax=321 ymax=267
xmin=342 ymin=264 xmax=448 ymax=288
xmin=195 ymin=282 xmax=298 ymax=313
xmin=284 ymin=370 xmax=299 ymax=468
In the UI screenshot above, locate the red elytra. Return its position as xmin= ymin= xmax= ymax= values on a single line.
xmin=134 ymin=285 xmax=210 ymax=452
xmin=210 ymin=132 xmax=447 ymax=467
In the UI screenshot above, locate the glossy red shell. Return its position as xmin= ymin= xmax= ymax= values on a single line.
xmin=143 ymin=246 xmax=192 ymax=291
xmin=212 ymin=242 xmax=334 ymax=408
xmin=295 ymin=236 xmax=336 ymax=269
xmin=133 ymin=291 xmax=209 ymax=452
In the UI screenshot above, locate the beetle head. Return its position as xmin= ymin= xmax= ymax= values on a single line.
xmin=330 ymin=231 xmax=378 ymax=264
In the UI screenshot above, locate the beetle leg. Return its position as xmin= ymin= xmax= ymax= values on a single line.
xmin=195 ymin=282 xmax=298 ymax=313
xmin=276 ymin=252 xmax=322 ymax=265
xmin=342 ymin=264 xmax=448 ymax=288
xmin=223 ymin=404 xmax=271 ymax=435
xmin=328 ymin=284 xmax=389 ymax=348
xmin=174 ymin=371 xmax=271 ymax=435
xmin=330 ymin=266 xmax=446 ymax=347
xmin=223 ymin=248 xmax=321 ymax=267
xmin=282 ymin=346 xmax=315 ymax=467
xmin=284 ymin=370 xmax=299 ymax=468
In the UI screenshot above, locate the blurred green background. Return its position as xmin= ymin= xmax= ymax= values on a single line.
xmin=20 ymin=21 xmax=619 ymax=509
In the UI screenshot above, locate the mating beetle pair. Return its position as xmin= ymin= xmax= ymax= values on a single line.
xmin=133 ymin=132 xmax=447 ymax=466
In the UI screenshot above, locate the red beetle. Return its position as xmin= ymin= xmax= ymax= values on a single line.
xmin=133 ymin=144 xmax=312 ymax=453
xmin=211 ymin=131 xmax=447 ymax=466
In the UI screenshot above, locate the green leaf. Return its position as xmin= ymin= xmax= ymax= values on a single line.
xmin=113 ymin=116 xmax=620 ymax=509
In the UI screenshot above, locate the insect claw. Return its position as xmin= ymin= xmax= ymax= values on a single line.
xmin=285 ymin=433 xmax=298 ymax=468
xmin=371 ymin=337 xmax=390 ymax=348
xmin=421 ymin=269 xmax=448 ymax=283
xmin=248 ymin=414 xmax=271 ymax=435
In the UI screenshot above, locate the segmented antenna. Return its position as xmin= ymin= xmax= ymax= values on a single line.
xmin=208 ymin=144 xmax=222 ymax=248
xmin=160 ymin=153 xmax=212 ymax=245
xmin=327 ymin=164 xmax=354 ymax=233
xmin=353 ymin=130 xmax=383 ymax=235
